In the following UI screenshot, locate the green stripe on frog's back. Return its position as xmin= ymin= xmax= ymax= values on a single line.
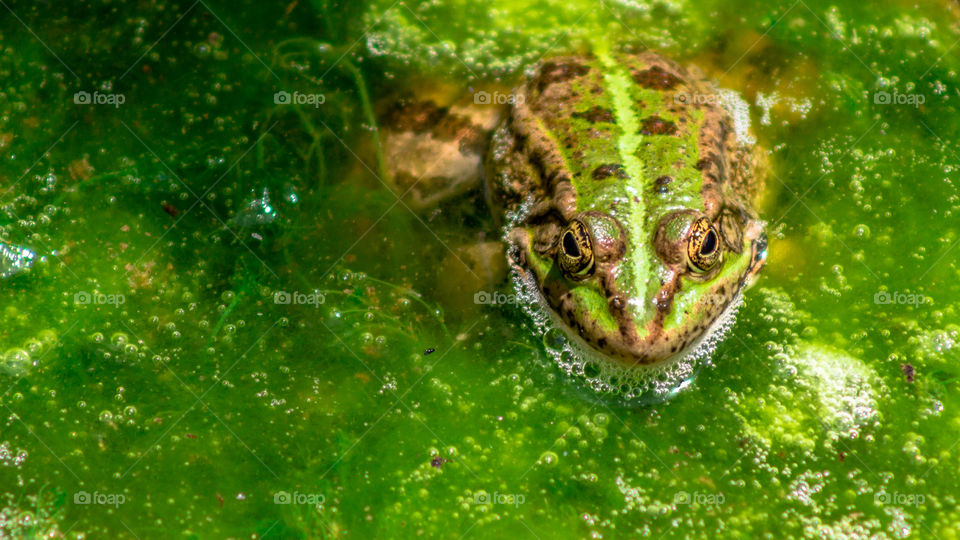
xmin=588 ymin=52 xmax=654 ymax=330
xmin=564 ymin=53 xmax=710 ymax=331
xmin=620 ymin=53 xmax=712 ymax=330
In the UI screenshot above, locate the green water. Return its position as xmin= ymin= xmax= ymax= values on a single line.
xmin=1 ymin=0 xmax=959 ymax=537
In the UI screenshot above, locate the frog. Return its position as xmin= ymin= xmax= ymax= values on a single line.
xmin=380 ymin=50 xmax=767 ymax=368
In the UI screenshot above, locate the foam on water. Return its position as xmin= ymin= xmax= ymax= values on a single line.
xmin=718 ymin=88 xmax=756 ymax=146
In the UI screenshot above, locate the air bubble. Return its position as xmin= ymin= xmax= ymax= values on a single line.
xmin=2 ymin=349 xmax=32 ymax=376
xmin=543 ymin=328 xmax=567 ymax=351
xmin=584 ymin=362 xmax=601 ymax=378
xmin=539 ymin=451 xmax=559 ymax=466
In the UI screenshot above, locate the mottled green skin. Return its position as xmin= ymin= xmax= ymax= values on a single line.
xmin=490 ymin=51 xmax=767 ymax=366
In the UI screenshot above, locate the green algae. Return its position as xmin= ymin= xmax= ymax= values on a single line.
xmin=0 ymin=0 xmax=958 ymax=538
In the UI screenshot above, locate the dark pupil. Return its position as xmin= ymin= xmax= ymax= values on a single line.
xmin=700 ymin=230 xmax=717 ymax=256
xmin=562 ymin=231 xmax=581 ymax=258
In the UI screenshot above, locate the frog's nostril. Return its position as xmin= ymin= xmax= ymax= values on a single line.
xmin=562 ymin=232 xmax=581 ymax=257
xmin=752 ymin=232 xmax=768 ymax=266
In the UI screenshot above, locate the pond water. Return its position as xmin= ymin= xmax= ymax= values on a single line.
xmin=1 ymin=0 xmax=959 ymax=538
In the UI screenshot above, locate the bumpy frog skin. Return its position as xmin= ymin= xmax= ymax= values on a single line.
xmin=383 ymin=51 xmax=767 ymax=368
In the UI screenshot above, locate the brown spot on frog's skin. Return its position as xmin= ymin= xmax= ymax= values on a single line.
xmin=538 ymin=61 xmax=590 ymax=91
xmin=640 ymin=116 xmax=678 ymax=136
xmin=592 ymin=164 xmax=628 ymax=180
xmin=654 ymin=175 xmax=673 ymax=193
xmin=633 ymin=65 xmax=682 ymax=89
xmin=654 ymin=292 xmax=673 ymax=314
xmin=573 ymin=106 xmax=615 ymax=123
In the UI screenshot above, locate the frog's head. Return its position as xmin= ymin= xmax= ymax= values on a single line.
xmin=510 ymin=205 xmax=766 ymax=367
xmin=497 ymin=51 xmax=768 ymax=367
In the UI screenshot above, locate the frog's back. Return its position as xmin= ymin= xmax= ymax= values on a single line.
xmin=490 ymin=52 xmax=760 ymax=223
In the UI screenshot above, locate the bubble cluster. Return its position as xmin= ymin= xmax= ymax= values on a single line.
xmin=0 ymin=330 xmax=57 ymax=377
xmin=0 ymin=243 xmax=36 ymax=278
xmin=718 ymin=88 xmax=756 ymax=146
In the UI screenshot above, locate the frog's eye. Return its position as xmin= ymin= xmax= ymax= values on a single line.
xmin=687 ymin=217 xmax=722 ymax=272
xmin=558 ymin=220 xmax=595 ymax=280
